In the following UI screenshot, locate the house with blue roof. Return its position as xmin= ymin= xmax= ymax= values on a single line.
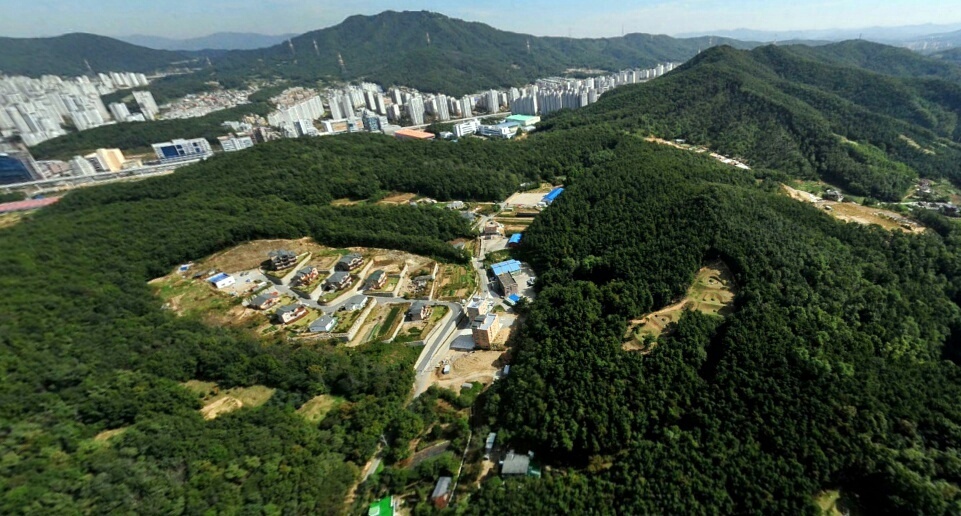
xmin=542 ymin=187 xmax=564 ymax=204
xmin=508 ymin=233 xmax=522 ymax=247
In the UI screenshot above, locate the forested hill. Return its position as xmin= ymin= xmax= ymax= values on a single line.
xmin=476 ymin=130 xmax=961 ymax=514
xmin=208 ymin=10 xmax=756 ymax=95
xmin=544 ymin=43 xmax=961 ymax=201
xmin=785 ymin=39 xmax=961 ymax=83
xmin=0 ymin=33 xmax=190 ymax=76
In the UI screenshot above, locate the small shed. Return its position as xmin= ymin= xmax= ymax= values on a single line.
xmin=431 ymin=476 xmax=452 ymax=509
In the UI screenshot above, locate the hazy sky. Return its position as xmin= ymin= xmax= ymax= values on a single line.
xmin=0 ymin=0 xmax=957 ymax=39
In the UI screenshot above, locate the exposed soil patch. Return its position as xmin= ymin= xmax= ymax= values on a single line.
xmin=624 ymin=261 xmax=737 ymax=351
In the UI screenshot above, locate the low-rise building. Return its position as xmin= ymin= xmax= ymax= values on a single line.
xmin=335 ymin=253 xmax=363 ymax=271
xmin=364 ymin=269 xmax=387 ymax=290
xmin=207 ymin=272 xmax=235 ymax=289
xmin=394 ymin=128 xmax=435 ymax=141
xmin=408 ymin=301 xmax=432 ymax=321
xmin=325 ymin=271 xmax=353 ymax=291
xmin=268 ymin=249 xmax=298 ymax=270
xmin=249 ymin=292 xmax=280 ymax=310
xmin=274 ymin=304 xmax=307 ymax=324
xmin=466 ymin=296 xmax=490 ymax=320
xmin=507 ymin=233 xmax=523 ymax=248
xmin=293 ymin=266 xmax=320 ymax=286
xmin=471 ymin=313 xmax=501 ymax=349
xmin=342 ymin=294 xmax=369 ymax=312
xmin=501 ymin=450 xmax=531 ymax=476
xmin=498 ymin=272 xmax=518 ymax=296
xmin=309 ymin=315 xmax=337 ymax=333
xmin=483 ymin=221 xmax=504 ymax=236
xmin=430 ymin=477 xmax=452 ymax=509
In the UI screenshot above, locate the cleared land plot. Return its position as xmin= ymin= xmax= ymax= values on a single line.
xmin=435 ymin=264 xmax=476 ymax=301
xmin=296 ymin=394 xmax=345 ymax=423
xmin=376 ymin=192 xmax=418 ymax=205
xmin=331 ymin=198 xmax=363 ymax=206
xmin=197 ymin=237 xmax=318 ymax=273
xmin=503 ymin=192 xmax=546 ymax=207
xmin=182 ymin=380 xmax=275 ymax=420
xmin=351 ymin=303 xmax=409 ymax=346
xmin=624 ymin=261 xmax=737 ymax=351
xmin=433 ymin=350 xmax=509 ymax=392
xmin=782 ymin=184 xmax=925 ymax=234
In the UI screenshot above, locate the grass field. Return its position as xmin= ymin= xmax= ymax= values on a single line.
xmin=296 ymin=394 xmax=345 ymax=423
xmin=624 ymin=261 xmax=737 ymax=351
xmin=182 ymin=381 xmax=276 ymax=420
xmin=333 ymin=307 xmax=365 ymax=333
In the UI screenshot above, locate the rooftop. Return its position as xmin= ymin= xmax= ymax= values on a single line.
xmin=508 ymin=233 xmax=522 ymax=244
xmin=543 ymin=187 xmax=564 ymax=202
xmin=431 ymin=477 xmax=452 ymax=500
xmin=394 ymin=128 xmax=435 ymax=140
xmin=491 ymin=259 xmax=522 ymax=276
xmin=472 ymin=313 xmax=498 ymax=331
xmin=208 ymin=272 xmax=230 ymax=282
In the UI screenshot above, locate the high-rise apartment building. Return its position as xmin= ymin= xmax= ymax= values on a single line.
xmin=132 ymin=90 xmax=159 ymax=120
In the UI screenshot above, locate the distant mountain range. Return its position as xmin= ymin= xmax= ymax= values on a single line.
xmin=545 ymin=40 xmax=961 ymax=201
xmin=677 ymin=22 xmax=961 ymax=44
xmin=1 ymin=11 xmax=757 ymax=94
xmin=208 ymin=10 xmax=758 ymax=96
xmin=119 ymin=32 xmax=297 ymax=51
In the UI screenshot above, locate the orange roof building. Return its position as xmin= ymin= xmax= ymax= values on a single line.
xmin=393 ymin=128 xmax=435 ymax=141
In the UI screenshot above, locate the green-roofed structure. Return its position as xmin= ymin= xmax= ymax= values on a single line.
xmin=505 ymin=114 xmax=540 ymax=126
xmin=369 ymin=496 xmax=394 ymax=516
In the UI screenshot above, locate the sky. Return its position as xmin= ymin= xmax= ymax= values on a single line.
xmin=0 ymin=0 xmax=958 ymax=39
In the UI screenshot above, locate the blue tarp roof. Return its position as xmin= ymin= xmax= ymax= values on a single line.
xmin=208 ymin=273 xmax=230 ymax=282
xmin=491 ymin=259 xmax=522 ymax=276
xmin=508 ymin=233 xmax=522 ymax=244
xmin=509 ymin=294 xmax=521 ymax=303
xmin=543 ymin=187 xmax=564 ymax=202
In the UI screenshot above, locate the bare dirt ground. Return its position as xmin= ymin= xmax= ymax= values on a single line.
xmin=433 ymin=350 xmax=509 ymax=392
xmin=330 ymin=198 xmax=362 ymax=206
xmin=93 ymin=427 xmax=128 ymax=442
xmin=199 ymin=238 xmax=318 ymax=273
xmin=624 ymin=262 xmax=737 ymax=351
xmin=183 ymin=381 xmax=275 ymax=420
xmin=503 ymin=192 xmax=546 ymax=207
xmin=377 ymin=192 xmax=418 ymax=205
xmin=781 ymin=184 xmax=925 ymax=234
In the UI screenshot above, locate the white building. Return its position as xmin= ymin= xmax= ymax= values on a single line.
xmin=108 ymin=102 xmax=130 ymax=121
xmin=454 ymin=119 xmax=481 ymax=138
xmin=132 ymin=90 xmax=159 ymax=120
xmin=152 ymin=138 xmax=213 ymax=162
xmin=407 ymin=95 xmax=425 ymax=125
xmin=218 ymin=135 xmax=255 ymax=152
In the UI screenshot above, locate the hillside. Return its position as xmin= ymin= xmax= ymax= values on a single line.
xmin=785 ymin=39 xmax=961 ymax=83
xmin=544 ymin=43 xmax=961 ymax=201
xmin=0 ymin=33 xmax=190 ymax=76
xmin=209 ymin=10 xmax=756 ymax=95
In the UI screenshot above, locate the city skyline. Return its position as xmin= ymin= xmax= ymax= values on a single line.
xmin=1 ymin=0 xmax=958 ymax=40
